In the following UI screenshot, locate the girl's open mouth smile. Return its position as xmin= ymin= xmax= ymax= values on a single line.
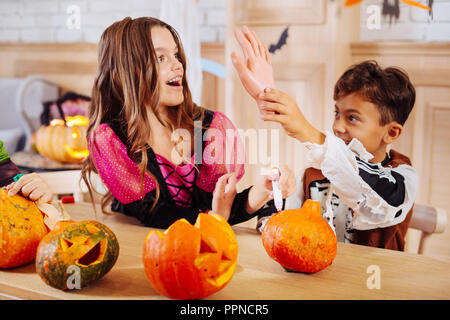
xmin=166 ymin=76 xmax=182 ymax=89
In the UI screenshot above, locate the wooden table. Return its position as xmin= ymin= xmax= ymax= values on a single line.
xmin=1 ymin=202 xmax=450 ymax=300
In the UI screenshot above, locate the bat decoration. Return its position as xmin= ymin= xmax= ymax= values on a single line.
xmin=383 ymin=0 xmax=434 ymax=23
xmin=428 ymin=0 xmax=434 ymax=18
xmin=268 ymin=27 xmax=289 ymax=54
xmin=382 ymin=0 xmax=400 ymax=24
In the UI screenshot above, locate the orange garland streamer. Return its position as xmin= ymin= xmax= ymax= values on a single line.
xmin=345 ymin=0 xmax=430 ymax=11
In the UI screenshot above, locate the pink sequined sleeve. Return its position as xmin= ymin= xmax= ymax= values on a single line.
xmin=196 ymin=111 xmax=245 ymax=192
xmin=89 ymin=124 xmax=156 ymax=204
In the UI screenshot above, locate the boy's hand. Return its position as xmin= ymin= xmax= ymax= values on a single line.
xmin=257 ymin=88 xmax=304 ymax=139
xmin=231 ymin=25 xmax=274 ymax=106
xmin=258 ymin=88 xmax=325 ymax=144
xmin=212 ymin=173 xmax=238 ymax=221
xmin=247 ymin=165 xmax=296 ymax=214
xmin=263 ymin=165 xmax=296 ymax=199
xmin=6 ymin=172 xmax=54 ymax=204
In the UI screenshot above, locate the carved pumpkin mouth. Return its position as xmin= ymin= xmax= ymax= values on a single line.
xmin=59 ymin=225 xmax=108 ymax=267
xmin=194 ymin=236 xmax=235 ymax=287
xmin=195 ymin=215 xmax=238 ymax=288
xmin=77 ymin=239 xmax=107 ymax=266
xmin=63 ymin=144 xmax=89 ymax=160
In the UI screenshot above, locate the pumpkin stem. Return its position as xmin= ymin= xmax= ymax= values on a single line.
xmin=302 ymin=199 xmax=322 ymax=216
xmin=58 ymin=201 xmax=72 ymax=221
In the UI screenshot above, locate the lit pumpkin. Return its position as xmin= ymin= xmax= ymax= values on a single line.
xmin=0 ymin=189 xmax=49 ymax=269
xmin=143 ymin=213 xmax=238 ymax=299
xmin=35 ymin=115 xmax=89 ymax=163
xmin=262 ymin=199 xmax=337 ymax=273
xmin=36 ymin=220 xmax=119 ymax=290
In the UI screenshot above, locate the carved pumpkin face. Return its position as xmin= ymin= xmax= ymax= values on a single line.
xmin=0 ymin=189 xmax=48 ymax=269
xmin=262 ymin=200 xmax=337 ymax=273
xmin=36 ymin=220 xmax=119 ymax=290
xmin=142 ymin=213 xmax=238 ymax=299
xmin=35 ymin=115 xmax=89 ymax=163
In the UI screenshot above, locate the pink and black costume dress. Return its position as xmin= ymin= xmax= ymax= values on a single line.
xmin=90 ymin=108 xmax=276 ymax=228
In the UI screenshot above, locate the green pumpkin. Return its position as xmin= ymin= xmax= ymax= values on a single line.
xmin=36 ymin=220 xmax=119 ymax=290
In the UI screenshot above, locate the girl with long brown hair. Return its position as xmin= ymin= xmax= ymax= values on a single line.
xmin=82 ymin=17 xmax=295 ymax=228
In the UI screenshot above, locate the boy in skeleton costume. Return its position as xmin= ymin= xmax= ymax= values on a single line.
xmin=241 ymin=59 xmax=418 ymax=251
xmin=281 ymin=136 xmax=418 ymax=250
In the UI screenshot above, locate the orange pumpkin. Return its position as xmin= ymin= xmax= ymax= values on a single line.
xmin=0 ymin=189 xmax=48 ymax=269
xmin=35 ymin=115 xmax=89 ymax=163
xmin=143 ymin=213 xmax=238 ymax=299
xmin=262 ymin=199 xmax=337 ymax=273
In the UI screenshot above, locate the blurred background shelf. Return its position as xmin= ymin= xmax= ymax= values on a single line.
xmin=10 ymin=150 xmax=82 ymax=173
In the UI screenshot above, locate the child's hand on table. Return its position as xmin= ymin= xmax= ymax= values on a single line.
xmin=6 ymin=172 xmax=54 ymax=204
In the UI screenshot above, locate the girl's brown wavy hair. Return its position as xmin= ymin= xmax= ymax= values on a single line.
xmin=81 ymin=16 xmax=204 ymax=214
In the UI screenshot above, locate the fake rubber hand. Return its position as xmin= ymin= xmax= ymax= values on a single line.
xmin=231 ymin=25 xmax=274 ymax=103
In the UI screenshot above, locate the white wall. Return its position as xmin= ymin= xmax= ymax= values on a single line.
xmin=1 ymin=0 xmax=449 ymax=44
xmin=0 ymin=0 xmax=226 ymax=43
xmin=360 ymin=0 xmax=450 ymax=41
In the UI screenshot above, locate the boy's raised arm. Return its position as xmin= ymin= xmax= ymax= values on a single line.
xmin=258 ymin=88 xmax=325 ymax=145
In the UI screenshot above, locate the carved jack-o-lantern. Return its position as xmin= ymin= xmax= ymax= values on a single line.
xmin=36 ymin=220 xmax=119 ymax=290
xmin=35 ymin=115 xmax=89 ymax=163
xmin=143 ymin=213 xmax=238 ymax=299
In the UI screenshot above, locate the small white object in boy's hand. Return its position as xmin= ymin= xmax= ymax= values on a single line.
xmin=271 ymin=167 xmax=283 ymax=212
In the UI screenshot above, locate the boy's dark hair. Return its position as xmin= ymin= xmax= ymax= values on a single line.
xmin=334 ymin=60 xmax=415 ymax=125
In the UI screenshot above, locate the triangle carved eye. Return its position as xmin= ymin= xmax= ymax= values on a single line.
xmin=60 ymin=238 xmax=73 ymax=251
xmin=200 ymin=239 xmax=216 ymax=254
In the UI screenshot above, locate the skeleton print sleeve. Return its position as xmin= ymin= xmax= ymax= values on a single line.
xmin=302 ymin=131 xmax=419 ymax=230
